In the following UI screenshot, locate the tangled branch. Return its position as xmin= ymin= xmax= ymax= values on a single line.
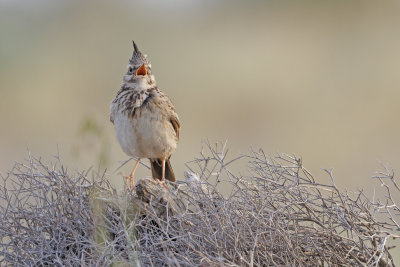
xmin=0 ymin=143 xmax=398 ymax=266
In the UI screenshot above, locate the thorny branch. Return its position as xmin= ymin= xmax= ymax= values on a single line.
xmin=0 ymin=142 xmax=398 ymax=266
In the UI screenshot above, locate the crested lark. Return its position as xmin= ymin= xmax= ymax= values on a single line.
xmin=110 ymin=41 xmax=180 ymax=189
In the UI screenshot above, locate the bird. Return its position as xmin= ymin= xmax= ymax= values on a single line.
xmin=110 ymin=41 xmax=180 ymax=189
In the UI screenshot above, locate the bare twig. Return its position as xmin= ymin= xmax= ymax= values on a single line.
xmin=0 ymin=143 xmax=398 ymax=266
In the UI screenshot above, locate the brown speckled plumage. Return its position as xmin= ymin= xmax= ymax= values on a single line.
xmin=110 ymin=41 xmax=180 ymax=186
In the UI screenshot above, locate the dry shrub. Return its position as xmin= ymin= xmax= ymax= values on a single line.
xmin=0 ymin=143 xmax=398 ymax=266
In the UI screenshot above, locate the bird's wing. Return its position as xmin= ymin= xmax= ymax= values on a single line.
xmin=110 ymin=100 xmax=117 ymax=124
xmin=163 ymin=92 xmax=180 ymax=140
xmin=170 ymin=114 xmax=180 ymax=140
xmin=150 ymin=87 xmax=181 ymax=140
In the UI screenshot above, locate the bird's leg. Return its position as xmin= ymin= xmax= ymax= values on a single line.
xmin=158 ymin=158 xmax=168 ymax=189
xmin=162 ymin=159 xmax=166 ymax=182
xmin=126 ymin=157 xmax=140 ymax=190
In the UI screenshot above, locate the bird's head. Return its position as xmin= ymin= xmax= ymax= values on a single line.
xmin=122 ymin=41 xmax=155 ymax=88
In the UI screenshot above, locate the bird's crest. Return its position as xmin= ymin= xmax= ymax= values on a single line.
xmin=130 ymin=40 xmax=149 ymax=66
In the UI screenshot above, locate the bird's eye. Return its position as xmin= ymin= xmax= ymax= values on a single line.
xmin=128 ymin=67 xmax=133 ymax=73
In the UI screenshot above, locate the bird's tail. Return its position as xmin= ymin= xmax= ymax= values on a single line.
xmin=151 ymin=158 xmax=176 ymax=182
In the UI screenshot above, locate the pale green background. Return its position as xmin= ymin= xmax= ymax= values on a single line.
xmin=1 ymin=0 xmax=399 ymax=201
xmin=1 ymin=0 xmax=400 ymax=261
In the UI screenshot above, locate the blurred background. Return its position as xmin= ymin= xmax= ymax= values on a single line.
xmin=1 ymin=0 xmax=400 ymax=192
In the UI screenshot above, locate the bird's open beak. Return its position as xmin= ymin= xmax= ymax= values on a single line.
xmin=136 ymin=64 xmax=147 ymax=76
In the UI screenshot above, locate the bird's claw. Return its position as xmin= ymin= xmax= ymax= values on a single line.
xmin=156 ymin=179 xmax=169 ymax=190
xmin=120 ymin=172 xmax=135 ymax=191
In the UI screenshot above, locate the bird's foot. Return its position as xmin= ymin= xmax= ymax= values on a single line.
xmin=120 ymin=172 xmax=135 ymax=191
xmin=156 ymin=179 xmax=169 ymax=190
